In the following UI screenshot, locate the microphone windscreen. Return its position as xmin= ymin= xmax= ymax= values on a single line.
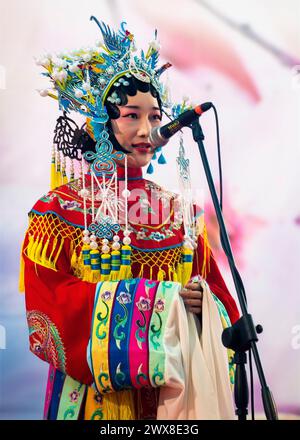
xmin=149 ymin=127 xmax=169 ymax=148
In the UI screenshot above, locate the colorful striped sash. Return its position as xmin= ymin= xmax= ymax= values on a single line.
xmin=89 ymin=278 xmax=181 ymax=395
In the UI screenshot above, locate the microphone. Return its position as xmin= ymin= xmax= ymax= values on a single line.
xmin=150 ymin=102 xmax=212 ymax=147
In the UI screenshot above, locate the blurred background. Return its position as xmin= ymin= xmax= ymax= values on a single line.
xmin=0 ymin=0 xmax=299 ymax=419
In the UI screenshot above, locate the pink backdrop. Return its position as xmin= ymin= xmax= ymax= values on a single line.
xmin=0 ymin=0 xmax=299 ymax=419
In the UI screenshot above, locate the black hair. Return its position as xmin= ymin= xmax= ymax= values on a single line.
xmin=81 ymin=75 xmax=162 ymax=158
xmin=105 ymin=74 xmax=162 ymax=119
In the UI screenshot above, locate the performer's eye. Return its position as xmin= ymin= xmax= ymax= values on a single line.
xmin=124 ymin=113 xmax=138 ymax=119
xmin=151 ymin=114 xmax=162 ymax=121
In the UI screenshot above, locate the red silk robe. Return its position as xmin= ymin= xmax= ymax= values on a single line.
xmin=22 ymin=165 xmax=239 ymax=418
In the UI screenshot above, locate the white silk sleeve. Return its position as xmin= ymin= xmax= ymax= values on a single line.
xmin=157 ymin=280 xmax=235 ymax=420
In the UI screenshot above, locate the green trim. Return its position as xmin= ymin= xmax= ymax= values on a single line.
xmin=56 ymin=376 xmax=86 ymax=420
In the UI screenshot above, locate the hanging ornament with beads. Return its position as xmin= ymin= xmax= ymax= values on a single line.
xmin=176 ymin=135 xmax=197 ymax=286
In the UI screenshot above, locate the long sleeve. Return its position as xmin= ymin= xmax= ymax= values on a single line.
xmin=191 ymin=234 xmax=240 ymax=324
xmin=23 ymin=229 xmax=96 ymax=385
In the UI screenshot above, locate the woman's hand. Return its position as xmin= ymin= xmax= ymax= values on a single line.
xmin=180 ymin=281 xmax=203 ymax=315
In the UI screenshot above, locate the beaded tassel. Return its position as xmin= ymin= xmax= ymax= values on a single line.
xmin=119 ymin=156 xmax=133 ymax=280
xmin=78 ymin=163 xmax=94 ymax=281
xmin=62 ymin=155 xmax=68 ymax=185
xmin=90 ymin=250 xmax=101 ymax=282
xmin=50 ymin=145 xmax=57 ymax=190
xmin=119 ymin=234 xmax=132 ymax=279
xmin=70 ymin=159 xmax=75 ymax=182
xmin=181 ymin=247 xmax=194 ymax=287
xmin=56 ymin=151 xmax=62 ymax=187
xmin=119 ymin=247 xmax=132 ymax=279
xmin=81 ymin=243 xmax=91 ymax=281
xmin=89 ymin=235 xmax=101 ymax=282
xmin=110 ymin=235 xmax=121 ymax=280
xmin=101 ymin=239 xmax=111 ymax=281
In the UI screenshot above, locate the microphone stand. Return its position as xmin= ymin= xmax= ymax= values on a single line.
xmin=190 ymin=119 xmax=278 ymax=420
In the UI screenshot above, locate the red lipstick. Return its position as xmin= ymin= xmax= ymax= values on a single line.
xmin=132 ymin=143 xmax=152 ymax=153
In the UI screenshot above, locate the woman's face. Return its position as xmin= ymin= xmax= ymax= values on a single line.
xmin=111 ymin=90 xmax=162 ymax=168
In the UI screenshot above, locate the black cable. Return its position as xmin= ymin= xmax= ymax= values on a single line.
xmin=211 ymin=104 xmax=223 ymax=211
xmin=210 ymin=103 xmax=254 ymax=418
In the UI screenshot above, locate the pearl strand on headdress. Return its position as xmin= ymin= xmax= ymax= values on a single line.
xmin=80 ymin=160 xmax=90 ymax=245
xmin=122 ymin=155 xmax=132 ymax=245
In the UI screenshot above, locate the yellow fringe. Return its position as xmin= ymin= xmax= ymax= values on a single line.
xmin=26 ymin=235 xmax=34 ymax=257
xmin=48 ymin=237 xmax=58 ymax=267
xmin=53 ymin=237 xmax=64 ymax=268
xmin=157 ymin=268 xmax=166 ymax=281
xmin=168 ymin=265 xmax=178 ymax=282
xmin=74 ymin=255 xmax=83 ymax=278
xmin=84 ymin=388 xmax=135 ymax=420
xmin=34 ymin=238 xmax=43 ymax=262
xmin=70 ymin=248 xmax=78 ymax=270
xmin=82 ymin=267 xmax=91 ymax=281
xmin=175 ymin=262 xmax=183 ymax=284
xmin=28 ymin=236 xmax=39 ymax=261
xmin=24 ymin=233 xmax=64 ymax=272
xmin=118 ymin=265 xmax=132 ymax=280
xmin=118 ymin=390 xmax=136 ymax=420
xmin=138 ymin=263 xmax=144 ymax=278
xmin=101 ymin=393 xmax=120 ymax=420
xmin=89 ymin=270 xmax=102 ymax=283
xmin=109 ymin=270 xmax=120 ymax=281
xmin=19 ymin=238 xmax=25 ymax=293
xmin=201 ymin=223 xmax=211 ymax=279
xmin=41 ymin=239 xmax=50 ymax=265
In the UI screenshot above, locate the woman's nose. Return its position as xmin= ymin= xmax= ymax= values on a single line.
xmin=136 ymin=117 xmax=152 ymax=137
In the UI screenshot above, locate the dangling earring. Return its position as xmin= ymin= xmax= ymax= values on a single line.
xmin=157 ymin=151 xmax=167 ymax=164
xmin=146 ymin=146 xmax=167 ymax=174
xmin=146 ymin=162 xmax=154 ymax=174
xmin=155 ymin=146 xmax=167 ymax=165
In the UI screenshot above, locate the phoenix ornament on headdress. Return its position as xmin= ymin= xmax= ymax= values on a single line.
xmin=36 ymin=17 xmax=171 ymax=145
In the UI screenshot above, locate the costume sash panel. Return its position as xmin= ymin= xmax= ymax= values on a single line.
xmin=129 ymin=279 xmax=159 ymax=389
xmin=211 ymin=291 xmax=235 ymax=386
xmin=84 ymin=386 xmax=105 ymax=420
xmin=88 ymin=278 xmax=182 ymax=395
xmin=43 ymin=365 xmax=56 ymax=420
xmin=109 ymin=279 xmax=139 ymax=391
xmin=148 ymin=281 xmax=181 ymax=388
xmin=90 ymin=281 xmax=119 ymax=395
xmin=56 ymin=375 xmax=86 ymax=420
xmin=48 ymin=369 xmax=66 ymax=420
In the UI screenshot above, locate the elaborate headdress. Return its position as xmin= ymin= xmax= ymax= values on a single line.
xmin=36 ymin=16 xmax=171 ymax=180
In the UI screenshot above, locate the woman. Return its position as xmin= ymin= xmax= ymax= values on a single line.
xmin=21 ymin=17 xmax=239 ymax=420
